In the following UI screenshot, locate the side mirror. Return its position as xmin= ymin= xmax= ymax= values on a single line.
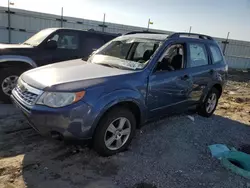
xmin=46 ymin=40 xmax=57 ymax=49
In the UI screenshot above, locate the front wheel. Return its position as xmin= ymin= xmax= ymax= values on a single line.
xmin=198 ymin=88 xmax=220 ymax=117
xmin=0 ymin=68 xmax=24 ymax=103
xmin=93 ymin=107 xmax=136 ymax=156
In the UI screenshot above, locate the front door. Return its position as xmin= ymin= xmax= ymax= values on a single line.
xmin=147 ymin=43 xmax=193 ymax=118
xmin=37 ymin=30 xmax=81 ymax=66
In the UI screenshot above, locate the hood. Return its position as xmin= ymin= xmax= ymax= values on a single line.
xmin=0 ymin=43 xmax=33 ymax=49
xmin=21 ymin=59 xmax=135 ymax=90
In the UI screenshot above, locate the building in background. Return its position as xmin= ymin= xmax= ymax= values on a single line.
xmin=0 ymin=6 xmax=249 ymax=69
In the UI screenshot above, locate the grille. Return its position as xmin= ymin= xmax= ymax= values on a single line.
xmin=15 ymin=85 xmax=38 ymax=105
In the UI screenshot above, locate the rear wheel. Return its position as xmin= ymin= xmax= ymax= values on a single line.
xmin=0 ymin=67 xmax=26 ymax=103
xmin=93 ymin=107 xmax=136 ymax=156
xmin=198 ymin=88 xmax=220 ymax=117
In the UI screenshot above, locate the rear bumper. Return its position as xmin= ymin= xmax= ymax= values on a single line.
xmin=10 ymin=94 xmax=94 ymax=140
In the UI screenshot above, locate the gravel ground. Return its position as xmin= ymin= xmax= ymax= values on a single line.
xmin=0 ymin=70 xmax=250 ymax=188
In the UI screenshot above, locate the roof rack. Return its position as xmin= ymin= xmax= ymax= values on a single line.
xmin=85 ymin=29 xmax=120 ymax=36
xmin=168 ymin=32 xmax=214 ymax=40
xmin=124 ymin=31 xmax=167 ymax=35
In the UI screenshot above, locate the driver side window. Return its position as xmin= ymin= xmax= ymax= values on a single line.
xmin=48 ymin=32 xmax=79 ymax=50
xmin=156 ymin=44 xmax=184 ymax=72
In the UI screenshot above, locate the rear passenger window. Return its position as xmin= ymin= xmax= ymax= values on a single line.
xmin=82 ymin=33 xmax=105 ymax=58
xmin=188 ymin=43 xmax=208 ymax=67
xmin=209 ymin=45 xmax=223 ymax=64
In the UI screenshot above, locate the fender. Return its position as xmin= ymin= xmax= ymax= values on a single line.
xmin=0 ymin=55 xmax=37 ymax=68
xmin=200 ymin=81 xmax=224 ymax=103
xmin=88 ymin=89 xmax=147 ymax=134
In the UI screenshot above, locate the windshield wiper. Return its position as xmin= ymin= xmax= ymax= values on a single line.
xmin=23 ymin=42 xmax=32 ymax=46
xmin=110 ymin=64 xmax=133 ymax=70
xmin=97 ymin=63 xmax=132 ymax=70
xmin=97 ymin=63 xmax=118 ymax=68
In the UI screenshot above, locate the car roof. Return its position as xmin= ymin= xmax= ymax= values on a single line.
xmin=45 ymin=28 xmax=119 ymax=36
xmin=119 ymin=32 xmax=218 ymax=45
xmin=119 ymin=33 xmax=168 ymax=41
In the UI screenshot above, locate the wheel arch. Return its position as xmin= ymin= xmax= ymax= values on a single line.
xmin=99 ymin=100 xmax=142 ymax=127
xmin=0 ymin=55 xmax=37 ymax=69
xmin=212 ymin=83 xmax=223 ymax=97
xmin=90 ymin=98 xmax=146 ymax=137
xmin=201 ymin=82 xmax=223 ymax=103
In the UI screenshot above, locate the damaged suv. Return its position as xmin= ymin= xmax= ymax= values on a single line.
xmin=11 ymin=32 xmax=227 ymax=156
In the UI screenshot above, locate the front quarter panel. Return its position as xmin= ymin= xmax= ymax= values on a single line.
xmin=86 ymin=88 xmax=147 ymax=134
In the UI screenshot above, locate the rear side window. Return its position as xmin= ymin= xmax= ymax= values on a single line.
xmin=209 ymin=45 xmax=223 ymax=64
xmin=102 ymin=35 xmax=117 ymax=43
xmin=82 ymin=33 xmax=105 ymax=57
xmin=188 ymin=43 xmax=208 ymax=67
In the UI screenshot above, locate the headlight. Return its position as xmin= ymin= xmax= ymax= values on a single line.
xmin=37 ymin=91 xmax=85 ymax=108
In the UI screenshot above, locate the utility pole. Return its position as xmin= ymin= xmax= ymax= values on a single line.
xmin=7 ymin=0 xmax=11 ymax=43
xmin=189 ymin=26 xmax=192 ymax=34
xmin=147 ymin=19 xmax=153 ymax=31
xmin=147 ymin=19 xmax=150 ymax=31
xmin=102 ymin=13 xmax=106 ymax=32
xmin=98 ymin=13 xmax=107 ymax=32
xmin=222 ymin=32 xmax=230 ymax=55
xmin=61 ymin=7 xmax=63 ymax=27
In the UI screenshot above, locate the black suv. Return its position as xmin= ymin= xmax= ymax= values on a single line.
xmin=0 ymin=28 xmax=118 ymax=102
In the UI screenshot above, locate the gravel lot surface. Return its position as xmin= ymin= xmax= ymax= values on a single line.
xmin=0 ymin=70 xmax=249 ymax=188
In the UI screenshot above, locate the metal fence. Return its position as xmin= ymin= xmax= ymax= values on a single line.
xmin=0 ymin=6 xmax=250 ymax=69
xmin=215 ymin=38 xmax=250 ymax=69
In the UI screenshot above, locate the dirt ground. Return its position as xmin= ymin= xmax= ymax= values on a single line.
xmin=0 ymin=70 xmax=249 ymax=188
xmin=216 ymin=70 xmax=250 ymax=125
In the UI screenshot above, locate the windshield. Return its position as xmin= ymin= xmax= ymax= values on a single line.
xmin=89 ymin=38 xmax=162 ymax=70
xmin=23 ymin=28 xmax=57 ymax=46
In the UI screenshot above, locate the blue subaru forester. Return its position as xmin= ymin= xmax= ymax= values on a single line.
xmin=11 ymin=32 xmax=227 ymax=156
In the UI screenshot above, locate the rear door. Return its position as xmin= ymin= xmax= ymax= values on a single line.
xmin=186 ymin=41 xmax=213 ymax=103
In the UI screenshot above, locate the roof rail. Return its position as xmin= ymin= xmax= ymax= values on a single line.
xmin=124 ymin=31 xmax=167 ymax=35
xmin=85 ymin=29 xmax=120 ymax=36
xmin=168 ymin=32 xmax=214 ymax=40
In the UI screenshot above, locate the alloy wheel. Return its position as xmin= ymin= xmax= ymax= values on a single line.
xmin=1 ymin=75 xmax=19 ymax=96
xmin=104 ymin=117 xmax=131 ymax=151
xmin=206 ymin=93 xmax=217 ymax=113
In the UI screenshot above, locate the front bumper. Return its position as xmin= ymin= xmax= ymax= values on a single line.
xmin=11 ymin=94 xmax=94 ymax=140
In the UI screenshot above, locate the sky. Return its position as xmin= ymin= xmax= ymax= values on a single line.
xmin=1 ymin=0 xmax=250 ymax=41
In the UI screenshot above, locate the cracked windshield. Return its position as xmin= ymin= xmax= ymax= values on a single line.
xmin=90 ymin=38 xmax=161 ymax=70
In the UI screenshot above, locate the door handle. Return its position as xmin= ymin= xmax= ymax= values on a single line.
xmin=181 ymin=75 xmax=190 ymax=81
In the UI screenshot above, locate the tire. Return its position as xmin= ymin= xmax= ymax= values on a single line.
xmin=93 ymin=107 xmax=136 ymax=156
xmin=0 ymin=67 xmax=26 ymax=103
xmin=198 ymin=88 xmax=220 ymax=117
